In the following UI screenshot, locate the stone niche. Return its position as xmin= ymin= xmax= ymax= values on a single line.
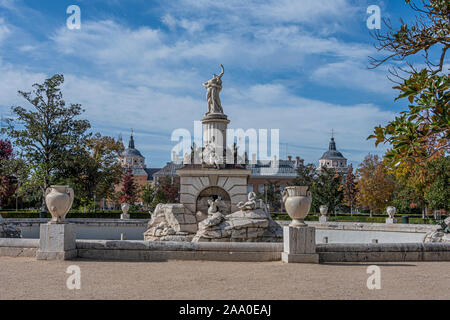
xmin=177 ymin=167 xmax=251 ymax=215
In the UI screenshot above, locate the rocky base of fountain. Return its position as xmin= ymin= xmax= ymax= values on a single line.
xmin=0 ymin=215 xmax=22 ymax=238
xmin=143 ymin=194 xmax=282 ymax=243
xmin=144 ymin=204 xmax=198 ymax=242
xmin=192 ymin=208 xmax=282 ymax=242
xmin=423 ymin=217 xmax=450 ymax=243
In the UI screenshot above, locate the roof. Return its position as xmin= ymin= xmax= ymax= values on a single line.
xmin=320 ymin=137 xmax=346 ymax=160
xmin=247 ymin=160 xmax=298 ymax=177
xmin=153 ymin=162 xmax=184 ymax=178
xmin=145 ymin=168 xmax=161 ymax=181
xmin=121 ymin=132 xmax=144 ymax=157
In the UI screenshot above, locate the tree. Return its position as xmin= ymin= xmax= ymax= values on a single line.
xmin=58 ymin=133 xmax=124 ymax=206
xmin=356 ymin=155 xmax=395 ymax=215
xmin=368 ymin=0 xmax=449 ymax=166
xmin=0 ymin=139 xmax=17 ymax=208
xmin=120 ymin=168 xmax=137 ymax=204
xmin=141 ymin=183 xmax=155 ymax=210
xmin=423 ymin=156 xmax=449 ymax=211
xmin=310 ymin=167 xmax=344 ymax=215
xmin=153 ymin=176 xmax=179 ymax=207
xmin=343 ymin=164 xmax=357 ymax=215
xmin=1 ymin=74 xmax=91 ymax=209
xmin=292 ymin=163 xmax=316 ymax=187
xmin=257 ymin=181 xmax=282 ymax=212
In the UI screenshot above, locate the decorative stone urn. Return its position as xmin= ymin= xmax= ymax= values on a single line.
xmin=45 ymin=185 xmax=74 ymax=224
xmin=282 ymin=186 xmax=312 ymax=227
xmin=319 ymin=205 xmax=328 ymax=216
xmin=319 ymin=205 xmax=328 ymax=223
xmin=121 ymin=203 xmax=130 ymax=220
xmin=387 ymin=206 xmax=396 ymax=219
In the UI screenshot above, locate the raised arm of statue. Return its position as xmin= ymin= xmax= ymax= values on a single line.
xmin=217 ymin=64 xmax=224 ymax=79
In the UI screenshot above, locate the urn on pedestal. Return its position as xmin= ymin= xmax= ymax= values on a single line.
xmin=319 ymin=205 xmax=328 ymax=223
xmin=121 ymin=203 xmax=130 ymax=220
xmin=45 ymin=185 xmax=74 ymax=224
xmin=282 ymin=186 xmax=312 ymax=227
xmin=386 ymin=206 xmax=397 ymax=224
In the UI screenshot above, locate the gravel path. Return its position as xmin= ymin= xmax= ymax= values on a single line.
xmin=0 ymin=257 xmax=448 ymax=300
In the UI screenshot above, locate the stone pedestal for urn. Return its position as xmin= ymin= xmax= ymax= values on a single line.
xmin=36 ymin=185 xmax=76 ymax=261
xmin=121 ymin=203 xmax=130 ymax=220
xmin=36 ymin=224 xmax=77 ymax=260
xmin=386 ymin=206 xmax=397 ymax=224
xmin=281 ymin=226 xmax=319 ymax=263
xmin=319 ymin=205 xmax=328 ymax=223
xmin=281 ymin=186 xmax=318 ymax=263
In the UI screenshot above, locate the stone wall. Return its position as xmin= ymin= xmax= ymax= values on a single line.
xmin=177 ymin=168 xmax=250 ymax=214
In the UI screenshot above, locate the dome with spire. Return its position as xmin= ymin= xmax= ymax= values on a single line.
xmin=122 ymin=131 xmax=143 ymax=157
xmin=318 ymin=132 xmax=348 ymax=172
xmin=320 ymin=137 xmax=346 ymax=160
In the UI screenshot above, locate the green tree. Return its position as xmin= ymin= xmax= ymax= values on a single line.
xmin=257 ymin=181 xmax=282 ymax=212
xmin=424 ymin=156 xmax=449 ymax=210
xmin=310 ymin=167 xmax=344 ymax=215
xmin=292 ymin=163 xmax=316 ymax=187
xmin=1 ymin=74 xmax=91 ymax=209
xmin=369 ymin=0 xmax=449 ymax=166
xmin=0 ymin=139 xmax=17 ymax=208
xmin=58 ymin=133 xmax=124 ymax=207
xmin=151 ymin=176 xmax=179 ymax=210
xmin=141 ymin=183 xmax=155 ymax=210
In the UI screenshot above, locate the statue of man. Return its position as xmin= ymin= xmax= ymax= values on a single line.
xmin=203 ymin=65 xmax=225 ymax=114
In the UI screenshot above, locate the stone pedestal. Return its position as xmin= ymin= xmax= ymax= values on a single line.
xmin=385 ymin=218 xmax=397 ymax=224
xmin=36 ymin=223 xmax=77 ymax=260
xmin=121 ymin=213 xmax=130 ymax=220
xmin=319 ymin=216 xmax=328 ymax=223
xmin=281 ymin=226 xmax=319 ymax=263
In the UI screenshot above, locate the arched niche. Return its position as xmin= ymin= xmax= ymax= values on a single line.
xmin=196 ymin=186 xmax=231 ymax=215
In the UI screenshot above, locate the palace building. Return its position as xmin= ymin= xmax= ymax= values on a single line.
xmin=116 ymin=132 xmax=161 ymax=193
xmin=318 ymin=133 xmax=348 ymax=173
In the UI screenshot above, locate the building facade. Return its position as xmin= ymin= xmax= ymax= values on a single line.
xmin=318 ymin=135 xmax=348 ymax=173
xmin=115 ymin=132 xmax=161 ymax=202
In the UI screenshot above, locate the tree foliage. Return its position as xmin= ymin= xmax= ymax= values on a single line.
xmin=292 ymin=163 xmax=316 ymax=187
xmin=368 ymin=0 xmax=449 ymax=166
xmin=356 ymin=155 xmax=395 ymax=214
xmin=120 ymin=168 xmax=137 ymax=204
xmin=58 ymin=133 xmax=124 ymax=206
xmin=0 ymin=139 xmax=17 ymax=208
xmin=1 ymin=74 xmax=91 ymax=207
xmin=343 ymin=164 xmax=357 ymax=214
xmin=310 ymin=167 xmax=344 ymax=214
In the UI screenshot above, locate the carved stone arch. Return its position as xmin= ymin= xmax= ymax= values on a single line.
xmin=196 ymin=186 xmax=231 ymax=215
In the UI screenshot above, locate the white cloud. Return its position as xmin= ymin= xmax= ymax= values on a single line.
xmin=0 ymin=18 xmax=11 ymax=44
xmin=311 ymin=60 xmax=394 ymax=94
xmin=0 ymin=0 xmax=394 ymax=166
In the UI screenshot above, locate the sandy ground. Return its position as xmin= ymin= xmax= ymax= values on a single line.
xmin=0 ymin=257 xmax=448 ymax=300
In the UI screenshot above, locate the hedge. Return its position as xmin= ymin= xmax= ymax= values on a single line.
xmin=0 ymin=211 xmax=151 ymax=219
xmin=271 ymin=213 xmax=441 ymax=224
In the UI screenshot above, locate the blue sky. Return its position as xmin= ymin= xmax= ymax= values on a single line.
xmin=0 ymin=0 xmax=422 ymax=168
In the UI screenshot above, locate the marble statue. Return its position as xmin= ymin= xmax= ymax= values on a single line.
xmin=203 ymin=64 xmax=224 ymax=115
xmin=237 ymin=192 xmax=258 ymax=211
